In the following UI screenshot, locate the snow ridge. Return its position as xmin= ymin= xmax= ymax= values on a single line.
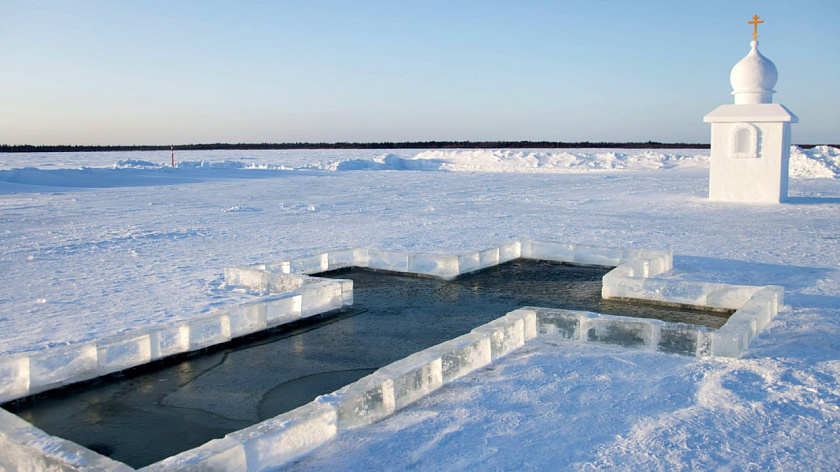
xmin=102 ymin=145 xmax=840 ymax=179
xmin=789 ymin=145 xmax=840 ymax=179
xmin=0 ymin=147 xmax=837 ymax=193
xmin=329 ymin=149 xmax=709 ymax=173
xmin=329 ymin=147 xmax=839 ymax=177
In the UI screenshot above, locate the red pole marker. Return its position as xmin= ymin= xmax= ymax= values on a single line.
xmin=171 ymin=146 xmax=175 ymax=168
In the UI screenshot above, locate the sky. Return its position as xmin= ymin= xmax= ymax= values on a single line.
xmin=1 ymin=0 xmax=838 ymax=146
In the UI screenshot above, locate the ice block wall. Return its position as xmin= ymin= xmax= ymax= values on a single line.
xmin=597 ymin=246 xmax=783 ymax=358
xmin=534 ymin=286 xmax=783 ymax=358
xmin=0 ymin=239 xmax=786 ymax=471
xmin=235 ymin=239 xmax=667 ymax=281
xmin=535 ymin=307 xmax=713 ymax=356
xmin=1 ymin=239 xmax=782 ymax=406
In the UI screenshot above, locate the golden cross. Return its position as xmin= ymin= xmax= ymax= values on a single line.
xmin=748 ymin=14 xmax=763 ymax=41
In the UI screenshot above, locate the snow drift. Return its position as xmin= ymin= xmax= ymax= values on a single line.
xmin=331 ymin=149 xmax=710 ymax=173
xmin=330 ymin=146 xmax=839 ymax=177
xmin=789 ymin=145 xmax=840 ymax=179
xmin=0 ymin=147 xmax=837 ymax=194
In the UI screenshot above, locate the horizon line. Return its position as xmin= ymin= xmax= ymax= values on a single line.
xmin=6 ymin=140 xmax=712 ymax=153
xmin=2 ymin=141 xmax=838 ymax=153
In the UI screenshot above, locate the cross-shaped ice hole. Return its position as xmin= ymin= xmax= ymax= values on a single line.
xmin=3 ymin=259 xmax=731 ymax=469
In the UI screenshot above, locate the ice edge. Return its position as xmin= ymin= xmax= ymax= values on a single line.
xmin=0 ymin=239 xmax=783 ymax=470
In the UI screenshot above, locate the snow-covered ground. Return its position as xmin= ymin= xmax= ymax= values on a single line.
xmin=1 ymin=146 xmax=839 ymax=469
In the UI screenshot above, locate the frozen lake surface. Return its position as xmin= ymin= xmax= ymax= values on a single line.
xmin=1 ymin=147 xmax=839 ymax=469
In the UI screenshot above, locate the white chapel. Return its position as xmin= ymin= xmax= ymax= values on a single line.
xmin=704 ymin=15 xmax=798 ymax=203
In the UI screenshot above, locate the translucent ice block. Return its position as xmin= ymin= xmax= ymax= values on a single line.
xmin=605 ymin=276 xmax=740 ymax=309
xmin=290 ymin=253 xmax=329 ymax=275
xmin=645 ymin=253 xmax=673 ymax=275
xmin=763 ymin=285 xmax=785 ymax=307
xmin=696 ymin=330 xmax=714 ymax=357
xmin=605 ymin=265 xmax=635 ymax=278
xmin=724 ymin=311 xmax=758 ymax=341
xmin=431 ymin=332 xmax=492 ymax=383
xmin=227 ymin=402 xmax=337 ymax=471
xmin=746 ymin=289 xmax=781 ymax=330
xmin=367 ymin=250 xmax=410 ymax=272
xmin=639 ymin=279 xmax=708 ymax=306
xmin=150 ymin=323 xmax=191 ymax=360
xmin=457 ymin=251 xmax=481 ymax=275
xmin=264 ymin=261 xmax=291 ymax=274
xmin=523 ymin=240 xmax=574 ymax=263
xmin=712 ymin=307 xmax=762 ymax=358
xmin=97 ymin=333 xmax=152 ymax=376
xmin=347 ymin=248 xmax=370 ymax=268
xmin=0 ymin=408 xmax=133 ymax=472
xmin=621 ymin=260 xmax=649 ymax=277
xmin=300 ymin=281 xmax=344 ymax=318
xmin=317 ymin=371 xmax=395 ymax=430
xmin=618 ymin=249 xmax=671 ymax=270
xmin=223 ymin=267 xmax=305 ymax=294
xmin=586 ymin=315 xmax=653 ymax=350
xmin=408 ymin=253 xmax=460 ymax=279
xmin=188 ymin=313 xmax=232 ymax=350
xmin=28 ymin=343 xmax=97 ymax=392
xmin=338 ymin=279 xmax=353 ymax=307
xmin=517 ymin=239 xmax=535 ymax=259
xmin=223 ymin=266 xmax=265 ymax=291
xmin=705 ymin=284 xmax=761 ymax=310
xmin=617 ymin=248 xmax=650 ymax=263
xmin=731 ymin=301 xmax=765 ymax=332
xmin=711 ymin=326 xmax=750 ymax=358
xmin=378 ymin=350 xmax=443 ymax=410
xmin=471 ymin=316 xmax=525 ymax=361
xmin=0 ymin=356 xmax=29 ymax=402
xmin=601 ymin=274 xmax=645 ymax=300
xmin=657 ymin=323 xmax=703 ymax=356
xmin=327 ymin=248 xmax=358 ymax=271
xmin=227 ymin=303 xmax=267 ymax=338
xmin=141 ymin=438 xmax=247 ymax=472
xmin=573 ymin=244 xmax=621 ymax=267
xmin=265 ymin=294 xmax=303 ymax=327
xmin=499 ymin=240 xmax=522 ymax=263
xmin=536 ymin=308 xmax=584 ymax=341
xmin=263 ymin=273 xmax=306 ymax=294
xmin=505 ymin=308 xmax=538 ymax=341
xmin=478 ymin=247 xmax=500 ymax=270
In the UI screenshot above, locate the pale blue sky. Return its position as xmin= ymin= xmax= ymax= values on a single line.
xmin=1 ymin=1 xmax=838 ymax=145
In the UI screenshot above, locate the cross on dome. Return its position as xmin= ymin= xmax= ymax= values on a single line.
xmin=749 ymin=14 xmax=764 ymax=41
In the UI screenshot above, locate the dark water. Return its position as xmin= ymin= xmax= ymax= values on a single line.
xmin=3 ymin=260 xmax=728 ymax=468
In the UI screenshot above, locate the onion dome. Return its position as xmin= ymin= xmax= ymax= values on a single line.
xmin=730 ymin=40 xmax=778 ymax=104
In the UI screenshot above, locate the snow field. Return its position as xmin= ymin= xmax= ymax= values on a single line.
xmin=1 ymin=147 xmax=839 ymax=470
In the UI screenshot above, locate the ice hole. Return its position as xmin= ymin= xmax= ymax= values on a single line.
xmin=2 ymin=260 xmax=731 ymax=469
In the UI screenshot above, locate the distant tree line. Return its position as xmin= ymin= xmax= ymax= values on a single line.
xmin=0 ymin=141 xmax=834 ymax=153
